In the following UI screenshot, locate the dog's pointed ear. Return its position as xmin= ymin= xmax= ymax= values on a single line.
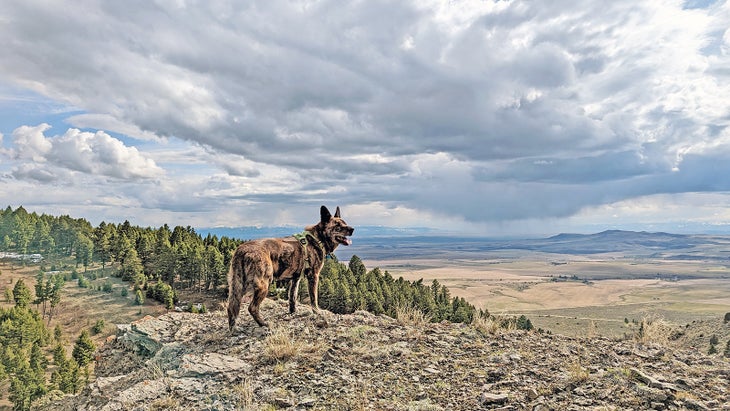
xmin=334 ymin=206 xmax=341 ymax=218
xmin=320 ymin=205 xmax=332 ymax=222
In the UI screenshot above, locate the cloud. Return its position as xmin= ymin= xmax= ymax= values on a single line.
xmin=66 ymin=114 xmax=164 ymax=142
xmin=0 ymin=1 xmax=729 ymax=232
xmin=8 ymin=124 xmax=163 ymax=181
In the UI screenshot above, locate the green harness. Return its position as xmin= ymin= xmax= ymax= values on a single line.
xmin=292 ymin=231 xmax=328 ymax=274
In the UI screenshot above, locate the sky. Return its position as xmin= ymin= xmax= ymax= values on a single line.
xmin=1 ymin=0 xmax=730 ymax=237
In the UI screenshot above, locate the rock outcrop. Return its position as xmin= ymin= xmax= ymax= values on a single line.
xmin=43 ymin=300 xmax=730 ymax=410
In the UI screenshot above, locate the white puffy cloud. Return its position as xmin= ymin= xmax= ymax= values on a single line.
xmin=7 ymin=124 xmax=163 ymax=181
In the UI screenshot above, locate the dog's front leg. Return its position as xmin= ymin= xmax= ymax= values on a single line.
xmin=307 ymin=271 xmax=320 ymax=311
xmin=288 ymin=275 xmax=301 ymax=314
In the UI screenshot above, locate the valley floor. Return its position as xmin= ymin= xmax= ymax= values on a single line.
xmin=366 ymin=256 xmax=730 ymax=338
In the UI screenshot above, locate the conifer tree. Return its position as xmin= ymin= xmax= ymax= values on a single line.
xmin=53 ymin=324 xmax=63 ymax=342
xmin=134 ymin=290 xmax=145 ymax=305
xmin=72 ymin=330 xmax=96 ymax=367
xmin=349 ymin=255 xmax=366 ymax=279
xmin=34 ymin=271 xmax=47 ymax=316
xmin=120 ymin=247 xmax=145 ymax=286
xmin=12 ymin=279 xmax=32 ymax=309
xmin=51 ymin=343 xmax=81 ymax=394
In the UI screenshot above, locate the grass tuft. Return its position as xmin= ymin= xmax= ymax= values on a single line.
xmin=263 ymin=326 xmax=302 ymax=364
xmin=634 ymin=316 xmax=675 ymax=345
xmin=395 ymin=305 xmax=431 ymax=327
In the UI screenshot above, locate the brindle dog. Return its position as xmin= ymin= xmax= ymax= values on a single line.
xmin=227 ymin=205 xmax=354 ymax=328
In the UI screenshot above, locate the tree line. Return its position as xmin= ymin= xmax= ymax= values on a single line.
xmin=1 ymin=205 xmax=495 ymax=323
xmin=277 ymin=255 xmax=483 ymax=323
xmin=1 ymin=205 xmax=521 ymax=324
xmin=1 ymin=205 xmax=238 ymax=297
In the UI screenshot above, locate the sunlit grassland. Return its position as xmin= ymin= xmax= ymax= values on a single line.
xmin=366 ymin=256 xmax=730 ymax=338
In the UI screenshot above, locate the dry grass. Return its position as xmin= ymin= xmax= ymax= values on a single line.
xmin=395 ymin=304 xmax=431 ymax=327
xmin=634 ymin=316 xmax=675 ymax=345
xmin=142 ymin=359 xmax=167 ymax=380
xmin=565 ymin=361 xmax=590 ymax=385
xmin=262 ymin=326 xmax=301 ymax=364
xmin=261 ymin=325 xmax=326 ymax=366
xmin=231 ymin=378 xmax=254 ymax=409
xmin=472 ymin=315 xmax=501 ymax=334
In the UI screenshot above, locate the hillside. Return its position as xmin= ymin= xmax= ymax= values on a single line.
xmin=40 ymin=301 xmax=730 ymax=410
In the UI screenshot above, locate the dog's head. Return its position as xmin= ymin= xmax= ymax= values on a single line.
xmin=317 ymin=205 xmax=354 ymax=251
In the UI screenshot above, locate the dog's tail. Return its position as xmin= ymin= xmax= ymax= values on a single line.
xmin=227 ymin=249 xmax=245 ymax=330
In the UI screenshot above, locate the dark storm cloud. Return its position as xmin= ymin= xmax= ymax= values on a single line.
xmin=1 ymin=0 xmax=729 ymax=229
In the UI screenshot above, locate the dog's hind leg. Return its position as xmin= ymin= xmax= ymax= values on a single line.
xmin=248 ymin=284 xmax=269 ymax=327
xmin=227 ymin=256 xmax=245 ymax=331
xmin=249 ymin=260 xmax=273 ymax=327
xmin=288 ymin=275 xmax=301 ymax=314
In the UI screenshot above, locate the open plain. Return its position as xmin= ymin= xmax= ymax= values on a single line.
xmin=351 ymin=231 xmax=730 ymax=337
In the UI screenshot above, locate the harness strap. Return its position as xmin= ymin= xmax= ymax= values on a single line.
xmin=292 ymin=231 xmax=328 ymax=275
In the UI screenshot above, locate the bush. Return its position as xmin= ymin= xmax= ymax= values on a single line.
xmin=121 ymin=287 xmax=129 ymax=297
xmin=91 ymin=319 xmax=105 ymax=335
xmin=146 ymin=282 xmax=176 ymax=309
xmin=77 ymin=276 xmax=90 ymax=288
xmin=102 ymin=282 xmax=113 ymax=293
xmin=724 ymin=312 xmax=730 ymax=323
xmin=516 ymin=315 xmax=534 ymax=331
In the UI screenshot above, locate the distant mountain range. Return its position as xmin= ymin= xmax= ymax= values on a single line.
xmin=196 ymin=227 xmax=730 ymax=261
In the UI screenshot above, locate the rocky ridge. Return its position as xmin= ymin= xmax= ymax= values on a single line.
xmin=42 ymin=300 xmax=729 ymax=410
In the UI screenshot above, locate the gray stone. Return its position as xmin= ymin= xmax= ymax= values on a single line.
xmin=480 ymin=392 xmax=509 ymax=405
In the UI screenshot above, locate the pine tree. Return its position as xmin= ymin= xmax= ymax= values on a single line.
xmin=134 ymin=290 xmax=145 ymax=305
xmin=74 ymin=233 xmax=94 ymax=272
xmin=8 ymin=358 xmax=46 ymax=411
xmin=72 ymin=330 xmax=96 ymax=367
xmin=51 ymin=344 xmax=81 ymax=394
xmin=12 ymin=279 xmax=33 ymax=308
xmin=47 ymin=274 xmax=64 ymax=323
xmin=348 ymin=255 xmax=366 ymax=279
xmin=120 ymin=247 xmax=145 ymax=285
xmin=34 ymin=271 xmax=48 ymax=317
xmin=53 ymin=324 xmax=63 ymax=342
xmin=29 ymin=342 xmax=48 ymax=374
xmin=724 ymin=340 xmax=730 ymax=358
